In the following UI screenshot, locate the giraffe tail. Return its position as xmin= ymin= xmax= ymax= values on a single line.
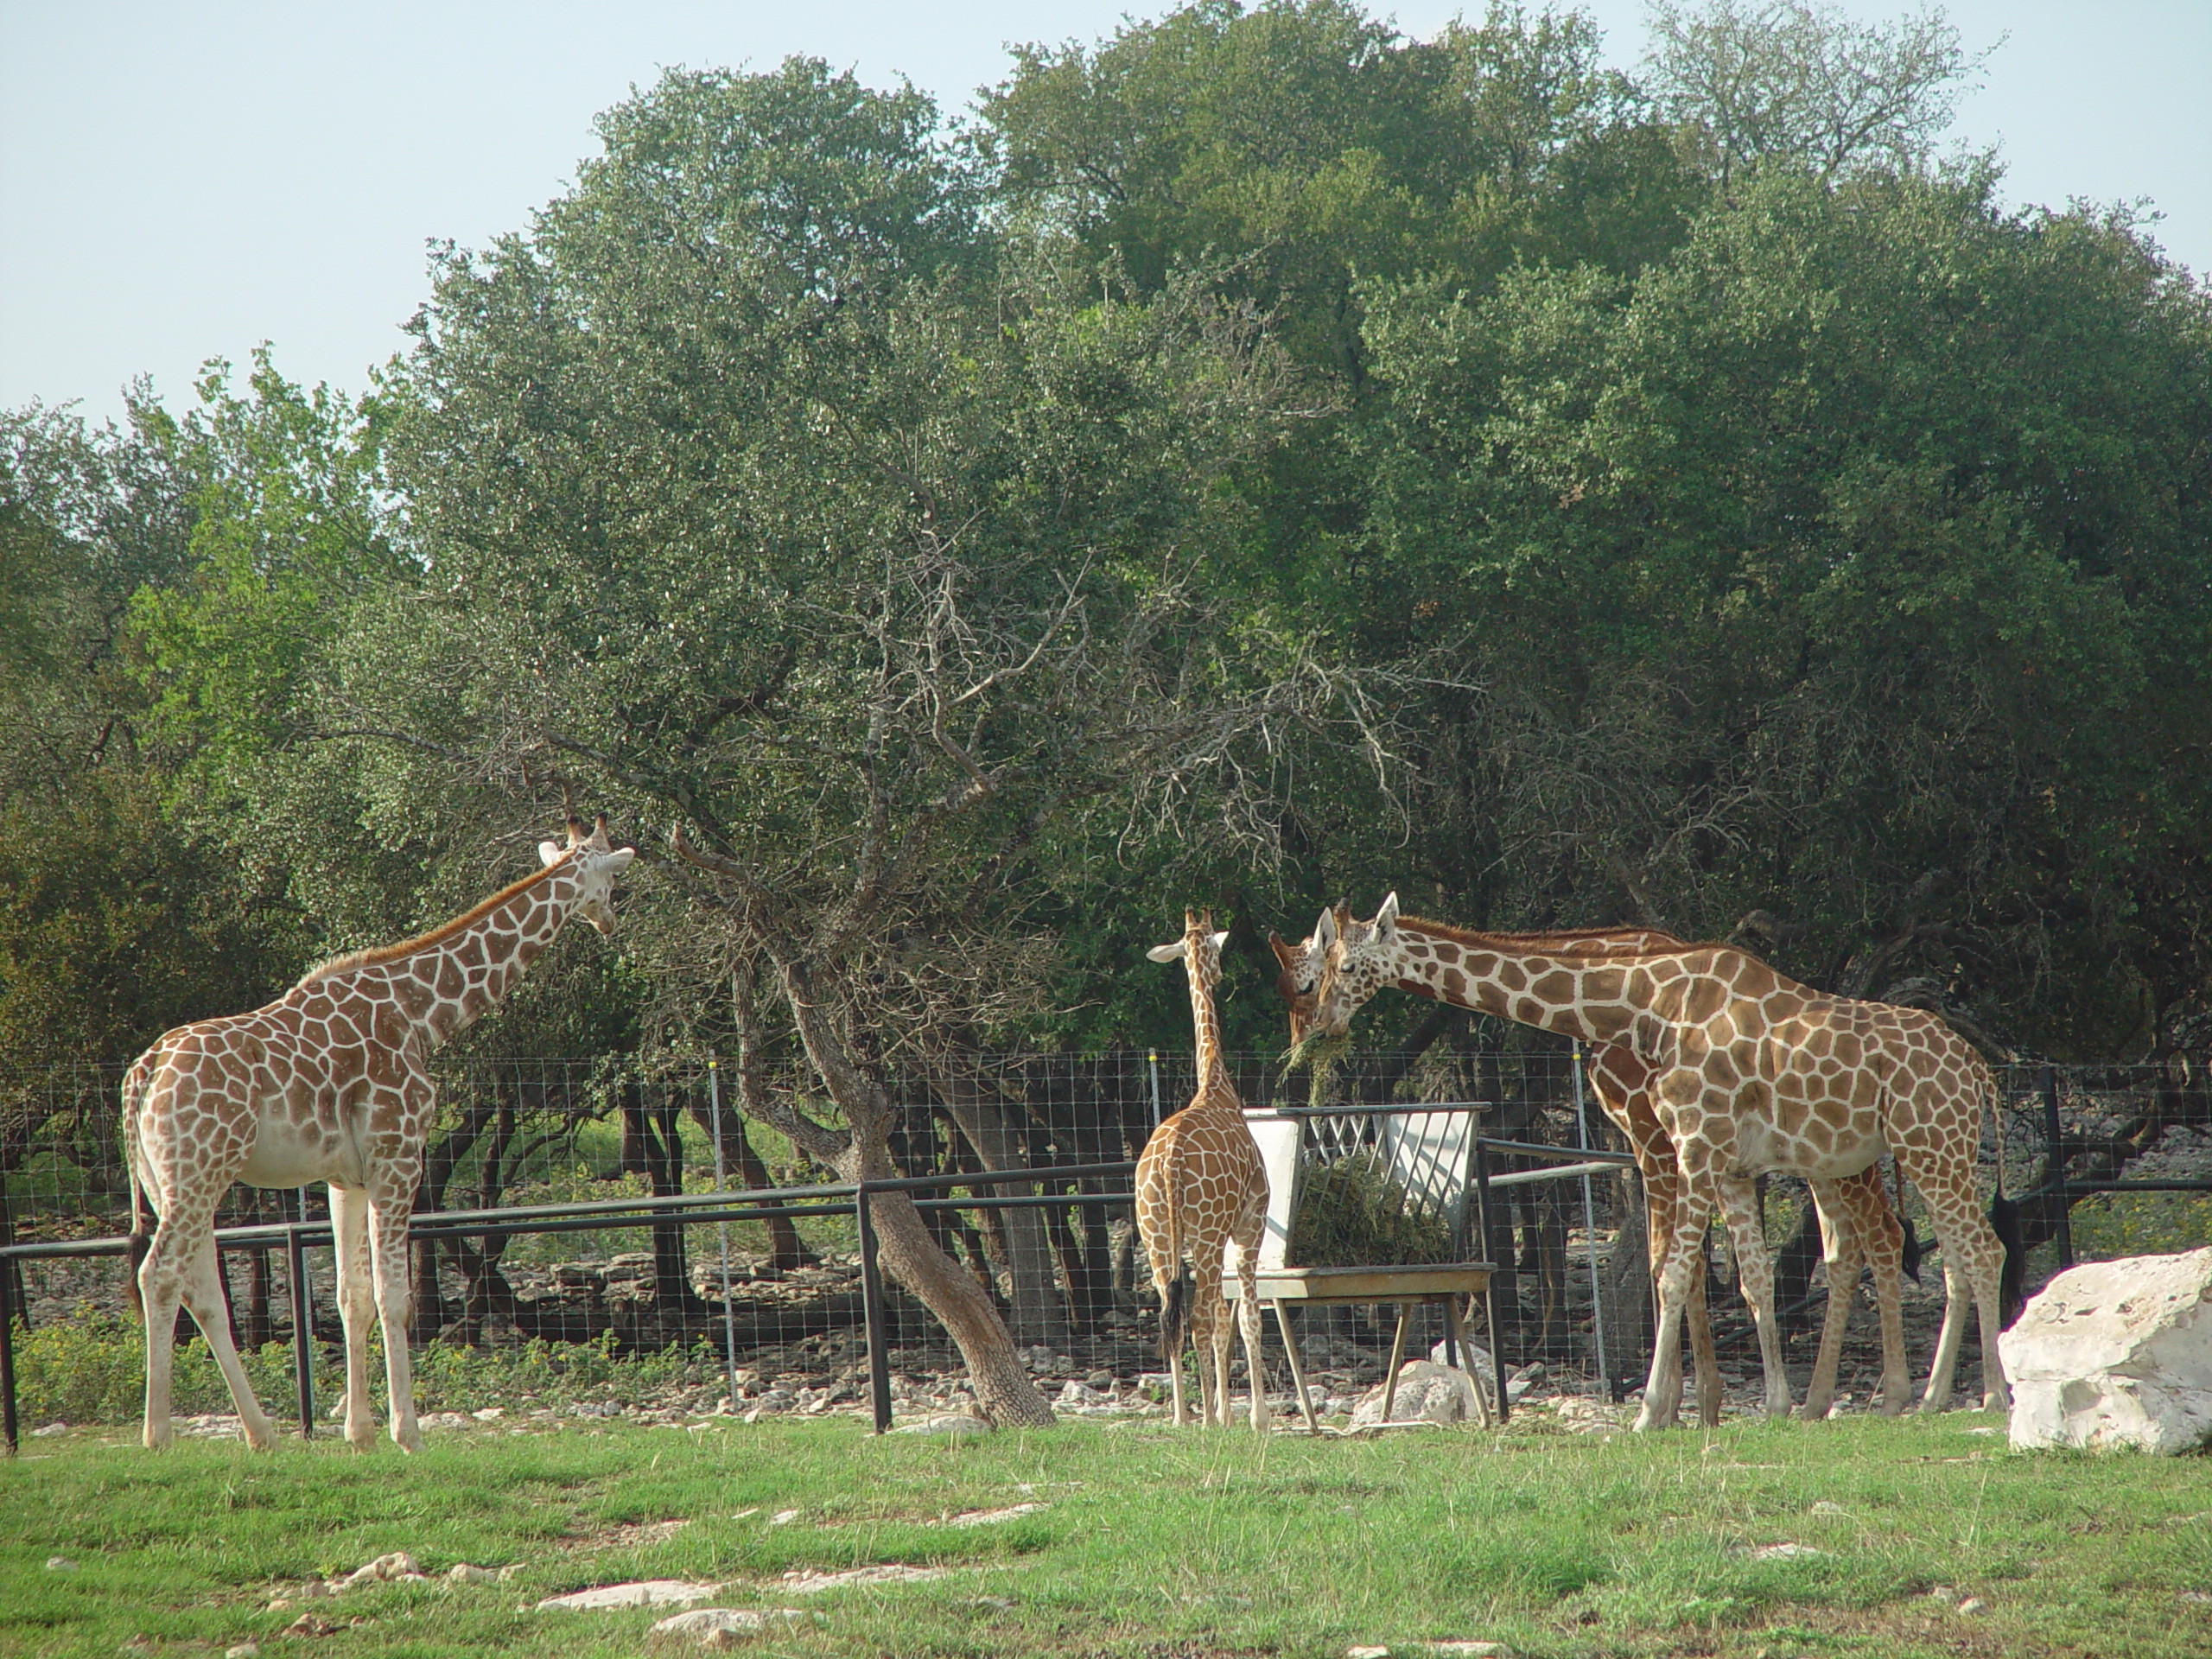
xmin=120 ymin=1052 xmax=153 ymax=1324
xmin=1157 ymin=1139 xmax=1193 ymax=1365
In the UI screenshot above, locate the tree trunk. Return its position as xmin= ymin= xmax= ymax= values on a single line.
xmin=934 ymin=1075 xmax=1070 ymax=1350
xmin=1596 ymin=1166 xmax=1655 ymax=1394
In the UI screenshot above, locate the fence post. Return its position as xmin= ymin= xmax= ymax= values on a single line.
xmin=707 ymin=1060 xmax=741 ymax=1414
xmin=1569 ymin=1044 xmax=1612 ymax=1402
xmin=1 ymin=1245 xmax=18 ymax=1456
xmin=284 ymin=1186 xmax=315 ymax=1438
xmin=855 ymin=1185 xmax=893 ymax=1433
xmin=2041 ymin=1065 xmax=2075 ymax=1269
xmin=1147 ymin=1050 xmax=1162 ymax=1128
xmin=1472 ymin=1138 xmax=1510 ymax=1423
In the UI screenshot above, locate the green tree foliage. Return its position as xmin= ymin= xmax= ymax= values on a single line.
xmin=1353 ymin=165 xmax=2212 ymax=1056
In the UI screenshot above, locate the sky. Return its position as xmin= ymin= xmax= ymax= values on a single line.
xmin=3 ymin=1 xmax=2207 ymax=426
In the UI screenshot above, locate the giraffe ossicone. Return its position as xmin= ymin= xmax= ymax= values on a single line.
xmin=1310 ymin=892 xmax=2009 ymax=1426
xmin=1135 ymin=909 xmax=1271 ymax=1430
xmin=124 ymin=817 xmax=636 ymax=1453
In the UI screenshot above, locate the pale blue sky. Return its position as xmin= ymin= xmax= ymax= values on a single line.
xmin=3 ymin=1 xmax=2205 ymax=424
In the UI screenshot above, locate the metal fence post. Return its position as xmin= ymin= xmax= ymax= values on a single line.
xmin=1147 ymin=1050 xmax=1162 ymax=1128
xmin=284 ymin=1186 xmax=314 ymax=1437
xmin=2041 ymin=1065 xmax=2075 ymax=1268
xmin=855 ymin=1185 xmax=893 ymax=1433
xmin=707 ymin=1060 xmax=741 ymax=1414
xmin=1472 ymin=1138 xmax=1510 ymax=1423
xmin=1 ymin=1245 xmax=18 ymax=1456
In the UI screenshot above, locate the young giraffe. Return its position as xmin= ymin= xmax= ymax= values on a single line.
xmin=124 ymin=817 xmax=636 ymax=1452
xmin=1270 ymin=916 xmax=1910 ymax=1425
xmin=1137 ymin=909 xmax=1271 ymax=1430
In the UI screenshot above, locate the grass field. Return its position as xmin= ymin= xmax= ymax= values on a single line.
xmin=5 ymin=1406 xmax=2210 ymax=1659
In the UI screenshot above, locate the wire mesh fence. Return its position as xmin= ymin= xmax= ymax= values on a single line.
xmin=3 ymin=1050 xmax=2208 ymax=1439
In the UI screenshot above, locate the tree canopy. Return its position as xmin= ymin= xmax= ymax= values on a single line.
xmin=4 ymin=0 xmax=2208 ymax=1085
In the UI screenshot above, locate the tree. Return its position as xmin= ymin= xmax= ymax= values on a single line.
xmin=1643 ymin=0 xmax=1994 ymax=182
xmin=327 ymin=60 xmax=1368 ymax=1422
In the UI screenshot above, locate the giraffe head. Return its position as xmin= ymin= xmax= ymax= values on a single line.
xmin=537 ymin=815 xmax=637 ymax=936
xmin=1307 ymin=890 xmax=1402 ymax=1039
xmin=1147 ymin=907 xmax=1229 ymax=987
xmin=1268 ymin=900 xmax=1345 ymax=1046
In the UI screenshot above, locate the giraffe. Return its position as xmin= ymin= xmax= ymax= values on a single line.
xmin=124 ymin=817 xmax=636 ymax=1452
xmin=1271 ymin=915 xmax=1912 ymax=1425
xmin=1306 ymin=896 xmax=2006 ymax=1425
xmin=1136 ymin=909 xmax=1271 ymax=1430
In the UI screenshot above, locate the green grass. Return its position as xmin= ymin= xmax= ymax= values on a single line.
xmin=6 ymin=1411 xmax=2210 ymax=1657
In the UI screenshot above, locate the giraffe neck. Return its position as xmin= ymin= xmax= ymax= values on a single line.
xmin=350 ymin=863 xmax=583 ymax=1050
xmin=1184 ymin=960 xmax=1234 ymax=1102
xmin=1387 ymin=921 xmax=1646 ymax=1048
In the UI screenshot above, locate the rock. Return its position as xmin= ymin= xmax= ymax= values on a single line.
xmin=224 ymin=1644 xmax=259 ymax=1659
xmin=888 ymin=1413 xmax=992 ymax=1439
xmin=649 ymin=1607 xmax=807 ymax=1643
xmin=1999 ymin=1247 xmax=2212 ymax=1454
xmin=45 ymin=1556 xmax=76 ymax=1572
xmin=340 ymin=1551 xmax=425 ymax=1587
xmin=947 ymin=1503 xmax=1048 ymax=1528
xmin=1739 ymin=1543 xmax=1824 ymax=1560
xmin=537 ymin=1580 xmax=726 ymax=1611
xmin=781 ymin=1563 xmax=951 ymax=1593
xmin=1057 ymin=1381 xmax=1106 ymax=1406
xmin=447 ymin=1563 xmax=500 ymax=1584
xmin=1351 ymin=1361 xmax=1486 ymax=1427
xmin=1427 ymin=1644 xmax=1514 ymax=1656
xmin=283 ymin=1615 xmax=337 ymax=1637
xmin=1346 ymin=1647 xmax=1392 ymax=1658
xmin=1957 ymin=1597 xmax=1986 ymax=1615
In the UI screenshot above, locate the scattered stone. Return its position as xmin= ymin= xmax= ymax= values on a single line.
xmin=649 ymin=1607 xmax=808 ymax=1643
xmin=769 ymin=1510 xmax=801 ymax=1526
xmin=1056 ymin=1381 xmax=1107 ymax=1406
xmin=972 ymin=1595 xmax=1017 ymax=1611
xmin=340 ymin=1551 xmax=425 ymax=1588
xmin=472 ymin=1406 xmax=505 ymax=1421
xmin=447 ymin=1563 xmax=499 ymax=1585
xmin=2001 ymin=1248 xmax=2212 ymax=1455
xmin=1956 ymin=1597 xmax=1986 ymax=1615
xmin=537 ymin=1580 xmax=726 ymax=1611
xmin=1346 ymin=1646 xmax=1392 ymax=1658
xmin=947 ymin=1503 xmax=1047 ymax=1528
xmin=1086 ymin=1370 xmax=1116 ymax=1391
xmin=31 ymin=1422 xmax=67 ymax=1438
xmin=1809 ymin=1501 xmax=1850 ymax=1517
xmin=283 ymin=1614 xmax=337 ymax=1637
xmin=1427 ymin=1643 xmax=1514 ymax=1657
xmin=224 ymin=1644 xmax=260 ymax=1659
xmin=46 ymin=1556 xmax=76 ymax=1572
xmin=780 ymin=1563 xmax=951 ymax=1594
xmin=1928 ymin=1586 xmax=1961 ymax=1604
xmin=887 ymin=1413 xmax=991 ymax=1439
xmin=1739 ymin=1543 xmax=1824 ymax=1561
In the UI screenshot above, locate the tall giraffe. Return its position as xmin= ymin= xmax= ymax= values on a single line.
xmin=1306 ymin=897 xmax=2005 ymax=1424
xmin=1137 ymin=909 xmax=1271 ymax=1430
xmin=124 ymin=817 xmax=636 ymax=1452
xmin=1271 ymin=916 xmax=1911 ymax=1425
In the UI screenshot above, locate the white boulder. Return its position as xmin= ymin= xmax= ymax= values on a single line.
xmin=1351 ymin=1360 xmax=1486 ymax=1427
xmin=1999 ymin=1247 xmax=2212 ymax=1455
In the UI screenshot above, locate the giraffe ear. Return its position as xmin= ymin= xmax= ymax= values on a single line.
xmin=603 ymin=848 xmax=636 ymax=872
xmin=1147 ymin=941 xmax=1186 ymax=963
xmin=1373 ymin=891 xmax=1400 ymax=937
xmin=1314 ymin=906 xmax=1338 ymax=952
xmin=1207 ymin=930 xmax=1229 ymax=954
xmin=538 ymin=840 xmax=565 ymax=867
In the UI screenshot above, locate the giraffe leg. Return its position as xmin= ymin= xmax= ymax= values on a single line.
xmin=1638 ymin=1202 xmax=1703 ymax=1433
xmin=175 ymin=1225 xmax=277 ymax=1451
xmin=1800 ymin=1179 xmax=1861 ymax=1421
xmin=1198 ymin=1268 xmax=1233 ymax=1427
xmin=1909 ymin=1168 xmax=2011 ymax=1413
xmin=1847 ymin=1167 xmax=1912 ymax=1415
xmin=137 ymin=1217 xmax=196 ymax=1451
xmin=1639 ymin=1166 xmax=1684 ymax=1428
xmin=329 ymin=1184 xmax=381 ymax=1448
xmin=1228 ymin=1236 xmax=1270 ymax=1433
xmin=1686 ymin=1227 xmax=1721 ymax=1427
xmin=368 ymin=1185 xmax=423 ymax=1452
xmin=1715 ymin=1172 xmax=1793 ymax=1421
